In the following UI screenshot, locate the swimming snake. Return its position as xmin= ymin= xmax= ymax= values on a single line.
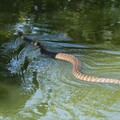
xmin=17 ymin=31 xmax=120 ymax=85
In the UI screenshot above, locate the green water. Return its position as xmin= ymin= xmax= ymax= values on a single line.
xmin=0 ymin=0 xmax=120 ymax=120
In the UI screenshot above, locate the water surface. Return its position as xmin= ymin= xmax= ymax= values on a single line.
xmin=0 ymin=1 xmax=120 ymax=120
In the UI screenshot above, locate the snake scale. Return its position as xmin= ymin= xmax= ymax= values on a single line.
xmin=17 ymin=31 xmax=120 ymax=85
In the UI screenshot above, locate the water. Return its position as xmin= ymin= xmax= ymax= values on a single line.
xmin=0 ymin=0 xmax=120 ymax=120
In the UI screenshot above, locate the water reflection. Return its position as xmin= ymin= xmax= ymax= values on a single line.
xmin=0 ymin=0 xmax=120 ymax=120
xmin=2 ymin=32 xmax=120 ymax=119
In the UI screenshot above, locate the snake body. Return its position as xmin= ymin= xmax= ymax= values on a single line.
xmin=17 ymin=31 xmax=120 ymax=85
xmin=55 ymin=53 xmax=120 ymax=84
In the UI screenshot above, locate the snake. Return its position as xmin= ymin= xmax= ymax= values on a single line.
xmin=17 ymin=31 xmax=120 ymax=85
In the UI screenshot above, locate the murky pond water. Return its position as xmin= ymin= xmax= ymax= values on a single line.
xmin=0 ymin=1 xmax=120 ymax=120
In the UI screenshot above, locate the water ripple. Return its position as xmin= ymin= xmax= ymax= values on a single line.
xmin=1 ymin=35 xmax=120 ymax=120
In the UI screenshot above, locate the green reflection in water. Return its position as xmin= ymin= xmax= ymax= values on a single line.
xmin=0 ymin=0 xmax=120 ymax=120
